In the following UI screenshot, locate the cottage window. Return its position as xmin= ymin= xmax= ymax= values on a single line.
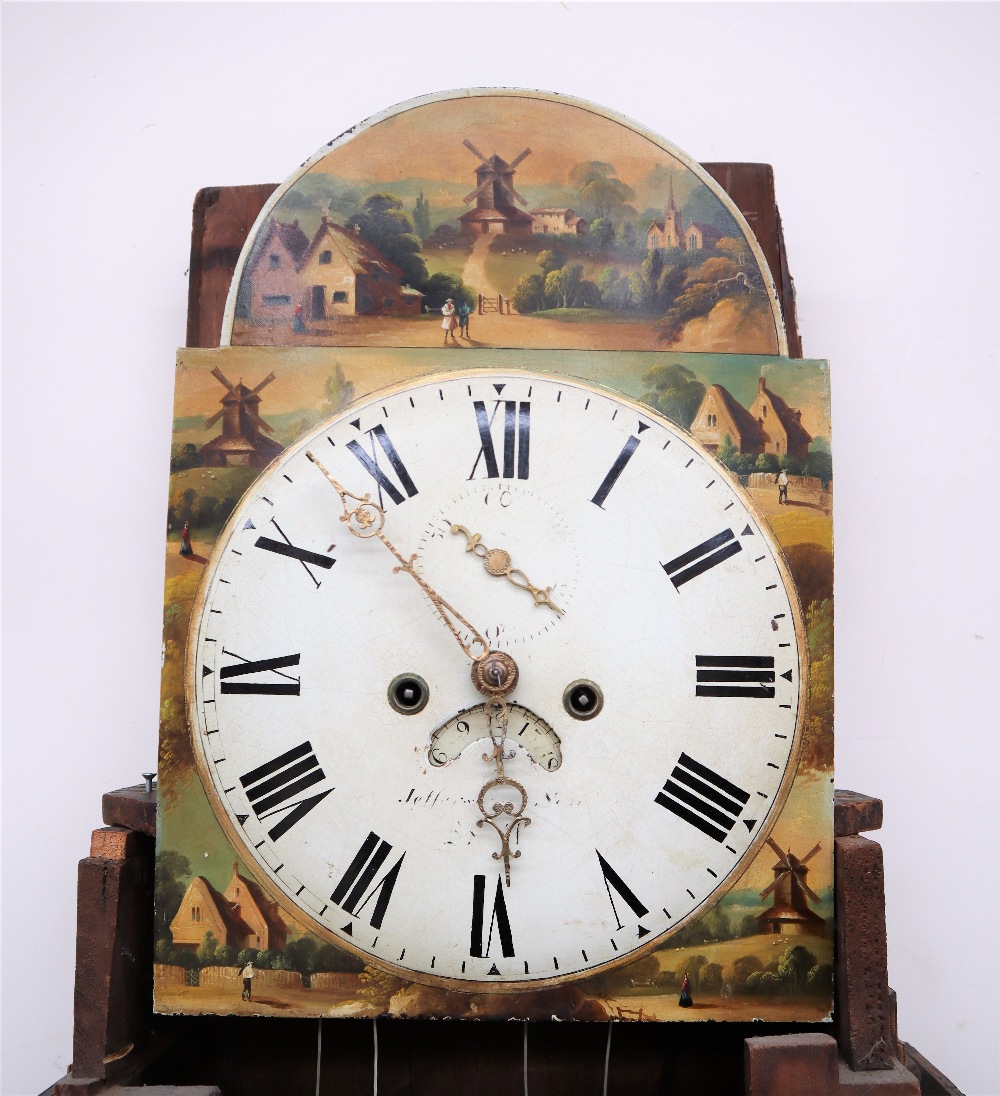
xmin=319 ymin=250 xmax=333 ymax=265
xmin=652 ymin=235 xmax=659 ymax=247
xmin=268 ymin=254 xmax=280 ymax=269
xmin=688 ymin=234 xmax=697 ymax=248
xmin=707 ymin=414 xmax=717 ymax=428
xmin=333 ymin=291 xmax=348 ymax=303
xmin=262 ymin=294 xmax=291 ymax=306
xmin=762 ymin=405 xmax=767 ymax=417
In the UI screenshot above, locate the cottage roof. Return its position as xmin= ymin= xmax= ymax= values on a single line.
xmin=251 ymin=219 xmax=310 ymax=268
xmin=647 ymin=219 xmax=666 ymax=234
xmin=182 ymin=875 xmax=251 ymax=940
xmin=302 ymin=218 xmax=408 ymax=280
xmin=688 ymin=220 xmax=723 ymax=241
xmin=705 ymin=384 xmax=768 ymax=449
xmin=758 ymin=382 xmax=813 ymax=450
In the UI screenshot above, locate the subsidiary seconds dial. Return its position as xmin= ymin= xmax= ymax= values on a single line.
xmin=187 ymin=369 xmax=805 ymax=990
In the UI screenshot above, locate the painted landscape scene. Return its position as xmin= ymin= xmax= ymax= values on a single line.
xmin=228 ymin=92 xmax=785 ymax=356
xmin=156 ymin=345 xmax=832 ymax=1021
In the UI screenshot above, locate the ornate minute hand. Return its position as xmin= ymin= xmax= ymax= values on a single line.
xmin=451 ymin=524 xmax=564 ymax=616
xmin=306 ymin=453 xmax=489 ymax=662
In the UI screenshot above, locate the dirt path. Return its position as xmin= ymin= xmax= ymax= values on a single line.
xmin=460 ymin=233 xmax=498 ymax=298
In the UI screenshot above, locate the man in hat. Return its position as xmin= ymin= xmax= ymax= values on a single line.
xmin=440 ymin=298 xmax=458 ymax=344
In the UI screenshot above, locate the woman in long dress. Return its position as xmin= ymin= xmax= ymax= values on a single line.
xmin=441 ymin=298 xmax=458 ymax=344
xmin=679 ymin=972 xmax=693 ymax=1008
xmin=179 ymin=520 xmax=194 ymax=557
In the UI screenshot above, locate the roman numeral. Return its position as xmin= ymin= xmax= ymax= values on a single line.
xmin=655 ymin=753 xmax=750 ymax=842
xmin=696 ymin=656 xmax=776 ymax=698
xmin=331 ymin=831 xmax=405 ymax=929
xmin=255 ymin=519 xmax=334 ymax=589
xmin=662 ymin=529 xmax=742 ymax=589
xmin=596 ymin=851 xmax=649 ymax=933
xmin=591 ymin=435 xmax=640 ymax=508
xmin=470 ymin=874 xmax=515 ymax=958
xmin=239 ymin=741 xmax=330 ymax=841
xmin=219 ymin=651 xmax=300 ymax=695
xmin=346 ymin=424 xmax=418 ymax=507
xmin=470 ymin=400 xmax=530 ymax=480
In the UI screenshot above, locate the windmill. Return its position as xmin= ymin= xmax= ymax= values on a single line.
xmin=200 ymin=367 xmax=284 ymax=468
xmin=756 ymin=836 xmax=826 ymax=937
xmin=458 ymin=139 xmax=535 ymax=237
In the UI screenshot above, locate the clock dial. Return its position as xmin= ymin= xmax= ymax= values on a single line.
xmin=187 ymin=370 xmax=805 ymax=990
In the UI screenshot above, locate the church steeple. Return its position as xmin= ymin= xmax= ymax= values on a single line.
xmin=664 ymin=172 xmax=683 ymax=247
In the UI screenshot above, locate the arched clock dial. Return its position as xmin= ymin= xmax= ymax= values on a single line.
xmin=187 ymin=370 xmax=806 ymax=991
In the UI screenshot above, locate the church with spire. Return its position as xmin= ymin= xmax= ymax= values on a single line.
xmin=646 ymin=176 xmax=724 ymax=252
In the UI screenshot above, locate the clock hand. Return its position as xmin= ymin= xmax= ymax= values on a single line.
xmin=450 ymin=524 xmax=564 ymax=616
xmin=306 ymin=452 xmax=491 ymax=663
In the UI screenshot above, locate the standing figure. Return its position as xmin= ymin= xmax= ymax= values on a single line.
xmin=776 ymin=468 xmax=789 ymax=505
xmin=679 ymin=971 xmax=693 ymax=1008
xmin=457 ymin=299 xmax=472 ymax=338
xmin=293 ymin=303 xmax=306 ymax=333
xmin=441 ymin=298 xmax=458 ymax=343
xmin=179 ymin=520 xmax=194 ymax=557
xmin=240 ymin=961 xmax=255 ymax=1001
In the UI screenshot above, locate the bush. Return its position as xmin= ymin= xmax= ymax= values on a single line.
xmin=722 ymin=954 xmax=762 ymax=996
xmin=255 ymin=949 xmax=277 ymax=970
xmin=512 ymin=272 xmax=547 ymax=314
xmin=806 ymin=962 xmax=834 ymax=997
xmin=747 ymin=970 xmax=785 ymax=996
xmin=236 ymin=948 xmax=259 ymax=968
xmin=806 ymin=449 xmax=833 ymax=487
xmin=154 ymin=938 xmax=173 ymax=964
xmin=420 ymin=272 xmax=475 ymax=312
xmin=169 ymin=948 xmax=199 ymax=969
xmin=215 ymin=945 xmax=236 ymax=966
xmin=701 ymin=962 xmax=723 ymax=993
xmin=170 ymin=442 xmax=203 ymax=472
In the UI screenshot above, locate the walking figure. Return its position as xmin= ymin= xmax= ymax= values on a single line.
xmin=679 ymin=971 xmax=693 ymax=1008
xmin=240 ymin=961 xmax=255 ymax=1001
xmin=179 ymin=520 xmax=194 ymax=557
xmin=776 ymin=469 xmax=789 ymax=505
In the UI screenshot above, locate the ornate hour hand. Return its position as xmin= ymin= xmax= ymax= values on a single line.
xmin=307 ymin=452 xmax=490 ymax=662
xmin=450 ymin=524 xmax=564 ymax=615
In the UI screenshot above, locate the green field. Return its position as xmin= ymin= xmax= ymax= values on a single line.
xmin=422 ymin=241 xmax=473 ymax=280
xmin=530 ymin=307 xmax=634 ymax=324
xmin=169 ymin=465 xmax=259 ymax=502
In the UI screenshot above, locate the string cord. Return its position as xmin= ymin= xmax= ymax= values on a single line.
xmin=603 ymin=1021 xmax=613 ymax=1096
xmin=373 ymin=1017 xmax=379 ymax=1096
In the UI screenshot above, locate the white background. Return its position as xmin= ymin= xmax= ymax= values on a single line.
xmin=2 ymin=3 xmax=997 ymax=1094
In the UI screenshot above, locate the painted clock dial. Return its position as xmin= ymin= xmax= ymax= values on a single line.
xmin=187 ymin=370 xmax=805 ymax=989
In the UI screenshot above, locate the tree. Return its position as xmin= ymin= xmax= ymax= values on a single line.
xmin=154 ymin=851 xmax=192 ymax=937
xmin=777 ymin=945 xmax=817 ymax=993
xmin=284 ymin=936 xmax=318 ymax=974
xmin=703 ymin=906 xmax=731 ymax=941
xmin=599 ymin=267 xmax=634 ymax=311
xmin=719 ymin=431 xmax=741 ymax=466
xmin=512 ymin=272 xmax=547 ymax=314
xmin=700 ymin=962 xmax=723 ymax=993
xmin=544 ymin=262 xmax=584 ymax=308
xmin=324 ymin=361 xmax=355 ymax=415
xmin=738 ymin=913 xmax=759 ymax=938
xmin=806 ymin=449 xmax=833 ymax=487
xmin=536 ymin=249 xmax=563 ymax=277
xmin=314 ymin=943 xmax=366 ymax=974
xmin=412 ymin=190 xmax=431 ymax=239
xmin=679 ymin=954 xmax=708 ymax=989
xmin=806 ymin=962 xmax=834 ymax=997
xmin=197 ymin=931 xmax=219 ymax=966
xmin=154 ymin=938 xmax=173 ymax=964
xmin=570 ymin=161 xmax=636 ymax=220
xmin=640 ymin=363 xmax=706 ymax=429
xmin=350 ymin=193 xmax=428 ymax=288
xmin=215 ymin=944 xmax=236 ymax=967
xmin=170 ymin=442 xmax=203 ymax=472
xmin=722 ymin=954 xmax=762 ymax=996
